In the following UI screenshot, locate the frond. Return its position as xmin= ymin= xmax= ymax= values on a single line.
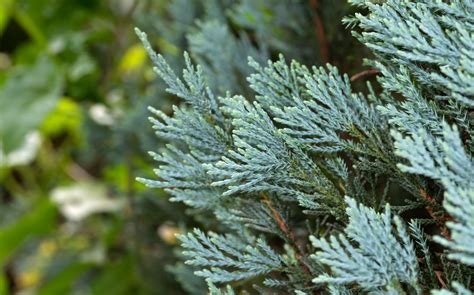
xmin=393 ymin=123 xmax=474 ymax=266
xmin=179 ymin=229 xmax=283 ymax=283
xmin=311 ymin=197 xmax=420 ymax=293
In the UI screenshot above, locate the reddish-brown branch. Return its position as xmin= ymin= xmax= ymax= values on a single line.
xmin=435 ymin=271 xmax=447 ymax=289
xmin=310 ymin=0 xmax=329 ymax=64
xmin=263 ymin=197 xmax=292 ymax=239
xmin=350 ymin=69 xmax=380 ymax=82
xmin=261 ymin=194 xmax=311 ymax=275
xmin=419 ymin=189 xmax=452 ymax=239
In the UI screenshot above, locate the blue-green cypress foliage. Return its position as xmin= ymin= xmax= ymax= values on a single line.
xmin=138 ymin=0 xmax=474 ymax=293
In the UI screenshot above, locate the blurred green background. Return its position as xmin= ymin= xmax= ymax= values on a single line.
xmin=0 ymin=0 xmax=367 ymax=294
xmin=0 ymin=0 xmax=191 ymax=293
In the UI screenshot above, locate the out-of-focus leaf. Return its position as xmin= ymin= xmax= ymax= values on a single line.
xmin=37 ymin=262 xmax=94 ymax=295
xmin=69 ymin=53 xmax=96 ymax=81
xmin=17 ymin=269 xmax=41 ymax=289
xmin=41 ymin=97 xmax=82 ymax=141
xmin=156 ymin=37 xmax=179 ymax=55
xmin=92 ymin=256 xmax=136 ymax=295
xmin=0 ymin=274 xmax=6 ymax=294
xmin=103 ymin=163 xmax=136 ymax=192
xmin=0 ymin=131 xmax=41 ymax=167
xmin=0 ymin=0 xmax=16 ymax=34
xmin=50 ymin=182 xmax=124 ymax=221
xmin=0 ymin=56 xmax=63 ymax=153
xmin=13 ymin=9 xmax=47 ymax=46
xmin=17 ymin=0 xmax=95 ymax=35
xmin=117 ymin=43 xmax=147 ymax=75
xmin=0 ymin=198 xmax=57 ymax=266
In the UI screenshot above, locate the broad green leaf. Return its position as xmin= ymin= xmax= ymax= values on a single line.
xmin=92 ymin=256 xmax=136 ymax=295
xmin=13 ymin=9 xmax=46 ymax=46
xmin=0 ymin=274 xmax=6 ymax=294
xmin=0 ymin=198 xmax=57 ymax=266
xmin=0 ymin=56 xmax=63 ymax=153
xmin=0 ymin=0 xmax=16 ymax=34
xmin=37 ymin=262 xmax=94 ymax=295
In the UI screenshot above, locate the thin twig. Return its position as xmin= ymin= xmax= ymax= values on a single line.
xmin=310 ymin=0 xmax=329 ymax=64
xmin=261 ymin=193 xmax=311 ymax=276
xmin=435 ymin=271 xmax=447 ymax=289
xmin=419 ymin=188 xmax=452 ymax=239
xmin=350 ymin=69 xmax=380 ymax=82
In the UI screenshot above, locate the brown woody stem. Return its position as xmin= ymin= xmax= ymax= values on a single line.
xmin=350 ymin=69 xmax=380 ymax=82
xmin=310 ymin=0 xmax=329 ymax=64
xmin=419 ymin=188 xmax=452 ymax=240
xmin=261 ymin=193 xmax=312 ymax=276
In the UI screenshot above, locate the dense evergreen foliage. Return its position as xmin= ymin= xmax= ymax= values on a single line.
xmin=138 ymin=0 xmax=474 ymax=293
